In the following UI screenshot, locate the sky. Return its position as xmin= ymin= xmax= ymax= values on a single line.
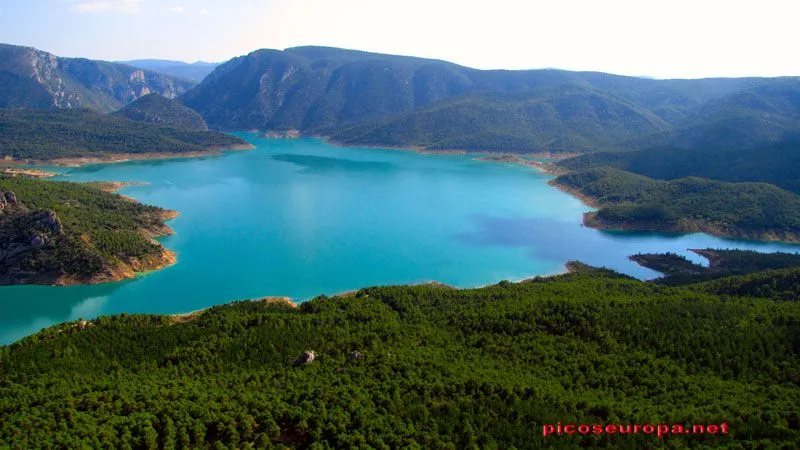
xmin=0 ymin=0 xmax=798 ymax=79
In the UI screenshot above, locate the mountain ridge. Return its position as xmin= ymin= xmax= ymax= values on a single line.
xmin=0 ymin=43 xmax=193 ymax=112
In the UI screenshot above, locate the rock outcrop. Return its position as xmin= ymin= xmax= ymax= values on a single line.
xmin=294 ymin=351 xmax=317 ymax=366
xmin=0 ymin=43 xmax=193 ymax=112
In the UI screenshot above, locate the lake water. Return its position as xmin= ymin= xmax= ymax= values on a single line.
xmin=2 ymin=133 xmax=798 ymax=345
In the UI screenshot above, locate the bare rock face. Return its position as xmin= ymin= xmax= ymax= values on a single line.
xmin=294 ymin=351 xmax=317 ymax=366
xmin=31 ymin=210 xmax=62 ymax=235
xmin=29 ymin=235 xmax=46 ymax=248
xmin=129 ymin=70 xmax=146 ymax=83
xmin=0 ymin=43 xmax=193 ymax=112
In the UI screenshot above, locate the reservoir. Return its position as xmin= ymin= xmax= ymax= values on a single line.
xmin=1 ymin=133 xmax=797 ymax=344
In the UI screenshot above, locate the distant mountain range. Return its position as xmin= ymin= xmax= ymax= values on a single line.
xmin=116 ymin=59 xmax=220 ymax=83
xmin=179 ymin=45 xmax=800 ymax=155
xmin=4 ymin=43 xmax=800 ymax=194
xmin=0 ymin=44 xmax=193 ymax=112
xmin=6 ymin=43 xmax=800 ymax=158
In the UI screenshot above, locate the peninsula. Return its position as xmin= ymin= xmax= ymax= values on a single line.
xmin=0 ymin=109 xmax=253 ymax=166
xmin=550 ymin=168 xmax=800 ymax=243
xmin=0 ymin=176 xmax=177 ymax=286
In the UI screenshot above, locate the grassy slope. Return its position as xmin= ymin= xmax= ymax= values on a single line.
xmin=0 ymin=109 xmax=248 ymax=161
xmin=0 ymin=270 xmax=798 ymax=448
xmin=0 ymin=177 xmax=175 ymax=285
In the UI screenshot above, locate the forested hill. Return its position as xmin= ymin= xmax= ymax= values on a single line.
xmin=112 ymin=93 xmax=209 ymax=131
xmin=0 ymin=109 xmax=249 ymax=161
xmin=0 ymin=177 xmax=176 ymax=286
xmin=1 ymin=269 xmax=799 ymax=448
xmin=0 ymin=43 xmax=192 ymax=112
xmin=557 ymin=139 xmax=800 ymax=195
xmin=329 ymin=87 xmax=671 ymax=153
xmin=178 ymin=45 xmax=800 ymax=157
xmin=181 ymin=46 xmax=754 ymax=134
xmin=551 ymin=167 xmax=800 ymax=242
xmin=556 ymin=79 xmax=800 ymax=192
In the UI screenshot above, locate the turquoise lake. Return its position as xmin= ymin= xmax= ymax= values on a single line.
xmin=2 ymin=133 xmax=799 ymax=345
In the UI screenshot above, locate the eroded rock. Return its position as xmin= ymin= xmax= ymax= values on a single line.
xmin=294 ymin=351 xmax=316 ymax=366
xmin=32 ymin=210 xmax=62 ymax=235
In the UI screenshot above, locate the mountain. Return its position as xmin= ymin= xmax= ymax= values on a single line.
xmin=181 ymin=46 xmax=756 ymax=138
xmin=614 ymin=78 xmax=800 ymax=151
xmin=558 ymin=80 xmax=800 ymax=192
xmin=330 ymin=86 xmax=671 ymax=153
xmin=0 ymin=44 xmax=193 ymax=112
xmin=0 ymin=177 xmax=176 ymax=286
xmin=112 ymin=92 xmax=209 ymax=131
xmin=558 ymin=139 xmax=800 ymax=194
xmin=0 ymin=109 xmax=249 ymax=161
xmin=551 ymin=167 xmax=800 ymax=242
xmin=117 ymin=59 xmax=220 ymax=83
xmin=2 ymin=269 xmax=799 ymax=447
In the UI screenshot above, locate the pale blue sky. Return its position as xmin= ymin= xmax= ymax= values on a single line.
xmin=0 ymin=0 xmax=798 ymax=79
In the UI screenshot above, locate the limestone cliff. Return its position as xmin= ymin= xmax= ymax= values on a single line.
xmin=0 ymin=43 xmax=193 ymax=112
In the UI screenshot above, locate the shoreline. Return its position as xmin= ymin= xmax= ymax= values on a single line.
xmin=3 ymin=144 xmax=255 ymax=168
xmin=546 ymin=180 xmax=800 ymax=244
xmin=318 ymin=134 xmax=582 ymax=158
xmin=0 ymin=186 xmax=181 ymax=287
xmin=0 ymin=167 xmax=59 ymax=178
xmin=547 ymin=179 xmax=601 ymax=208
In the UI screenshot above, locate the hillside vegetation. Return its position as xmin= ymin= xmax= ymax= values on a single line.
xmin=552 ymin=167 xmax=800 ymax=242
xmin=629 ymin=249 xmax=800 ymax=285
xmin=113 ymin=93 xmax=209 ymax=131
xmin=330 ymin=87 xmax=670 ymax=153
xmin=0 ymin=109 xmax=249 ymax=161
xmin=1 ymin=269 xmax=798 ymax=448
xmin=0 ymin=177 xmax=176 ymax=285
xmin=558 ymin=80 xmax=800 ymax=193
xmin=181 ymin=46 xmax=759 ymax=135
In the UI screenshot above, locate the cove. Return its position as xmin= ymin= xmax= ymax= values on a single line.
xmin=2 ymin=133 xmax=798 ymax=345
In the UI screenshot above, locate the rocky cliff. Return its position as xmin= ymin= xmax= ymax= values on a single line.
xmin=0 ymin=43 xmax=193 ymax=112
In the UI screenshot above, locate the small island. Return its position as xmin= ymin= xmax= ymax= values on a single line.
xmin=0 ymin=177 xmax=177 ymax=286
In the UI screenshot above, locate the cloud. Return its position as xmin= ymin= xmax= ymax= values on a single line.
xmin=168 ymin=5 xmax=186 ymax=13
xmin=69 ymin=0 xmax=144 ymax=14
xmin=199 ymin=7 xmax=210 ymax=15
